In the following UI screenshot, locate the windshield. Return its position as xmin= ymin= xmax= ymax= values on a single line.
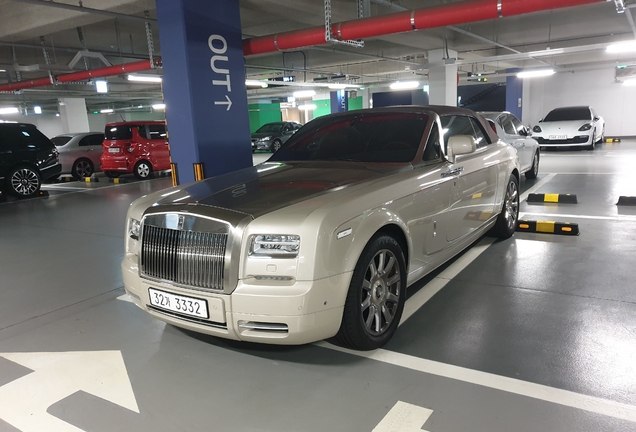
xmin=105 ymin=125 xmax=133 ymax=140
xmin=269 ymin=112 xmax=429 ymax=163
xmin=544 ymin=107 xmax=591 ymax=122
xmin=256 ymin=123 xmax=284 ymax=134
xmin=51 ymin=136 xmax=72 ymax=146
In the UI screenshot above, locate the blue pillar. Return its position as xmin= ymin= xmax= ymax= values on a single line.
xmin=506 ymin=68 xmax=523 ymax=119
xmin=330 ymin=90 xmax=348 ymax=113
xmin=156 ymin=0 xmax=252 ymax=185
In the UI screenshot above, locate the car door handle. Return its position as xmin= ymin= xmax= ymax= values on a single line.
xmin=441 ymin=167 xmax=464 ymax=178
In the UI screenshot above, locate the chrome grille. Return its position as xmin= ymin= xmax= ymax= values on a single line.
xmin=140 ymin=225 xmax=228 ymax=290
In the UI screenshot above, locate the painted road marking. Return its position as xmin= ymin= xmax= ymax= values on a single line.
xmin=317 ymin=342 xmax=636 ymax=423
xmin=0 ymin=351 xmax=139 ymax=432
xmin=372 ymin=401 xmax=433 ymax=432
xmin=520 ymin=173 xmax=557 ymax=202
xmin=521 ymin=212 xmax=636 ymax=222
xmin=116 ymin=294 xmax=134 ymax=303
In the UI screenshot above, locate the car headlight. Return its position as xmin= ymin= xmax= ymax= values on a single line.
xmin=129 ymin=218 xmax=141 ymax=240
xmin=532 ymin=125 xmax=542 ymax=133
xmin=257 ymin=137 xmax=272 ymax=143
xmin=578 ymin=123 xmax=592 ymax=131
xmin=250 ymin=234 xmax=300 ymax=258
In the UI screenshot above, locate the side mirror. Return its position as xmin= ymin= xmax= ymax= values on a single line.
xmin=539 ymin=118 xmax=543 ymax=123
xmin=447 ymin=135 xmax=477 ymax=163
xmin=594 ymin=116 xmax=600 ymax=121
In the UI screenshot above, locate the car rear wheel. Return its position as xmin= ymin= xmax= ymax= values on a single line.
xmin=104 ymin=171 xmax=120 ymax=179
xmin=335 ymin=235 xmax=406 ymax=350
xmin=6 ymin=166 xmax=41 ymax=198
xmin=72 ymin=158 xmax=94 ymax=179
xmin=272 ymin=139 xmax=282 ymax=152
xmin=133 ymin=160 xmax=152 ymax=180
xmin=489 ymin=174 xmax=519 ymax=239
xmin=524 ymin=152 xmax=539 ymax=179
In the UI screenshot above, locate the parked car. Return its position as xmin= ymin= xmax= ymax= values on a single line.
xmin=480 ymin=111 xmax=540 ymax=179
xmin=0 ymin=122 xmax=61 ymax=198
xmin=100 ymin=121 xmax=170 ymax=180
xmin=531 ymin=106 xmax=605 ymax=150
xmin=251 ymin=121 xmax=302 ymax=152
xmin=51 ymin=132 xmax=105 ymax=179
xmin=121 ymin=106 xmax=520 ymax=350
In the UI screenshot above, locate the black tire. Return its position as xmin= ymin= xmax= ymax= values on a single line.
xmin=335 ymin=235 xmax=407 ymax=350
xmin=586 ymin=130 xmax=596 ymax=150
xmin=272 ymin=139 xmax=282 ymax=152
xmin=489 ymin=174 xmax=519 ymax=239
xmin=105 ymin=171 xmax=120 ymax=179
xmin=596 ymin=127 xmax=605 ymax=144
xmin=524 ymin=151 xmax=539 ymax=179
xmin=71 ymin=158 xmax=94 ymax=179
xmin=5 ymin=165 xmax=41 ymax=198
xmin=133 ymin=160 xmax=152 ymax=180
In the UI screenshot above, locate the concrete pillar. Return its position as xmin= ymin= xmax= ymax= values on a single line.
xmin=361 ymin=88 xmax=371 ymax=109
xmin=428 ymin=49 xmax=458 ymax=107
xmin=330 ymin=90 xmax=348 ymax=113
xmin=156 ymin=0 xmax=252 ymax=185
xmin=58 ymin=98 xmax=89 ymax=133
xmin=506 ymin=68 xmax=523 ymax=119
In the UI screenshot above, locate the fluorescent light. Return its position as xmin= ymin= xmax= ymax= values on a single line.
xmin=423 ymin=85 xmax=430 ymax=93
xmin=246 ymin=80 xmax=268 ymax=88
xmin=390 ymin=81 xmax=420 ymax=90
xmin=55 ymin=113 xmax=60 ymax=117
xmin=34 ymin=106 xmax=42 ymax=114
xmin=95 ymin=80 xmax=108 ymax=93
xmin=328 ymin=84 xmax=348 ymax=89
xmin=623 ymin=79 xmax=636 ymax=86
xmin=127 ymin=74 xmax=163 ymax=83
xmin=607 ymin=41 xmax=636 ymax=53
xmin=516 ymin=69 xmax=555 ymax=78
xmin=293 ymin=90 xmax=316 ymax=98
xmin=298 ymin=104 xmax=317 ymax=111
xmin=0 ymin=107 xmax=19 ymax=115
xmin=100 ymin=108 xmax=114 ymax=113
xmin=0 ymin=69 xmax=5 ymax=72
xmin=152 ymin=103 xmax=166 ymax=110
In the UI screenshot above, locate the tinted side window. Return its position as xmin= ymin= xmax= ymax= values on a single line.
xmin=500 ymin=116 xmax=516 ymax=135
xmin=509 ymin=115 xmax=525 ymax=135
xmin=51 ymin=136 xmax=72 ymax=146
xmin=423 ymin=125 xmax=442 ymax=162
xmin=440 ymin=115 xmax=473 ymax=151
xmin=469 ymin=118 xmax=488 ymax=147
xmin=105 ymin=126 xmax=132 ymax=140
xmin=137 ymin=126 xmax=149 ymax=139
xmin=0 ymin=125 xmax=52 ymax=150
xmin=79 ymin=136 xmax=92 ymax=147
xmin=148 ymin=125 xmax=167 ymax=140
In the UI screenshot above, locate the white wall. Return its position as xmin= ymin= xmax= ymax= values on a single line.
xmin=0 ymin=114 xmax=66 ymax=138
xmin=523 ymin=67 xmax=635 ymax=136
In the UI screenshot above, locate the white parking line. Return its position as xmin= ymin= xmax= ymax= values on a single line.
xmin=521 ymin=212 xmax=636 ymax=222
xmin=520 ymin=173 xmax=557 ymax=202
xmin=316 ymin=342 xmax=636 ymax=423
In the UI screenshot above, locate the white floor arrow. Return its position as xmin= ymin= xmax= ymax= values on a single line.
xmin=373 ymin=401 xmax=433 ymax=432
xmin=0 ymin=351 xmax=139 ymax=432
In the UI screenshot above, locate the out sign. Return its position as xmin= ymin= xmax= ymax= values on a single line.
xmin=209 ymin=34 xmax=233 ymax=111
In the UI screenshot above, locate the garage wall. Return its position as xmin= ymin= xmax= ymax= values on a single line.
xmin=523 ymin=67 xmax=635 ymax=136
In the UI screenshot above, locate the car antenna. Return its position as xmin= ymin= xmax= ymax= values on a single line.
xmin=119 ymin=114 xmax=126 ymax=122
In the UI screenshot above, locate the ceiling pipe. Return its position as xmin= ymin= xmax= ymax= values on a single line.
xmin=0 ymin=59 xmax=156 ymax=92
xmin=11 ymin=0 xmax=157 ymax=23
xmin=243 ymin=0 xmax=605 ymax=56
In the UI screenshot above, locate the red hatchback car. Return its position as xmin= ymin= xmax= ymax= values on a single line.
xmin=100 ymin=121 xmax=170 ymax=179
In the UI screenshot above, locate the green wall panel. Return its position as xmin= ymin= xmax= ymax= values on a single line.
xmin=313 ymin=99 xmax=331 ymax=118
xmin=348 ymin=96 xmax=363 ymax=111
xmin=248 ymin=103 xmax=282 ymax=133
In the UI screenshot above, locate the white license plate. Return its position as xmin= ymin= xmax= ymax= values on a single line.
xmin=148 ymin=288 xmax=209 ymax=319
xmin=108 ymin=147 xmax=120 ymax=153
xmin=549 ymin=135 xmax=567 ymax=140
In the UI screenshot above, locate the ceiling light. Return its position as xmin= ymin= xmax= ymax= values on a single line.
xmin=55 ymin=113 xmax=60 ymax=117
xmin=0 ymin=69 xmax=5 ymax=72
xmin=607 ymin=41 xmax=636 ymax=53
xmin=34 ymin=106 xmax=42 ymax=114
xmin=0 ymin=107 xmax=19 ymax=115
xmin=95 ymin=80 xmax=108 ymax=93
xmin=328 ymin=84 xmax=349 ymax=89
xmin=516 ymin=69 xmax=555 ymax=78
xmin=152 ymin=104 xmax=166 ymax=110
xmin=293 ymin=90 xmax=316 ymax=98
xmin=100 ymin=108 xmax=114 ymax=113
xmin=298 ymin=104 xmax=317 ymax=111
xmin=390 ymin=81 xmax=420 ymax=90
xmin=246 ymin=80 xmax=268 ymax=88
xmin=127 ymin=74 xmax=163 ymax=83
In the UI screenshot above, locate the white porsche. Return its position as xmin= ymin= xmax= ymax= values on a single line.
xmin=532 ymin=106 xmax=604 ymax=150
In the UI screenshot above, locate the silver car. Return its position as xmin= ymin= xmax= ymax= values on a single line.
xmin=480 ymin=112 xmax=540 ymax=179
xmin=51 ymin=132 xmax=105 ymax=179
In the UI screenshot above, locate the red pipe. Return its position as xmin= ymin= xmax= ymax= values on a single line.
xmin=243 ymin=0 xmax=603 ymax=56
xmin=0 ymin=59 xmax=154 ymax=92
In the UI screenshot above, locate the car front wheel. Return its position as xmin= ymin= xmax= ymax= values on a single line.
xmin=335 ymin=235 xmax=406 ymax=350
xmin=133 ymin=160 xmax=152 ymax=180
xmin=6 ymin=166 xmax=41 ymax=198
xmin=272 ymin=139 xmax=282 ymax=152
xmin=525 ymin=152 xmax=539 ymax=179
xmin=489 ymin=174 xmax=519 ymax=239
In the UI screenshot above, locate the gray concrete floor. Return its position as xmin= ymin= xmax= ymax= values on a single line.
xmin=1 ymin=144 xmax=636 ymax=431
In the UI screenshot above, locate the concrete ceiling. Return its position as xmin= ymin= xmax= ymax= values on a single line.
xmin=1 ymin=0 xmax=636 ymax=113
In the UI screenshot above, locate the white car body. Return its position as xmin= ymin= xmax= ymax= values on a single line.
xmin=532 ymin=106 xmax=605 ymax=149
xmin=121 ymin=107 xmax=521 ymax=349
xmin=480 ymin=112 xmax=540 ymax=179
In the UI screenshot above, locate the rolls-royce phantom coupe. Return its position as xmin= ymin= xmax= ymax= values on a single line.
xmin=122 ymin=106 xmax=521 ymax=350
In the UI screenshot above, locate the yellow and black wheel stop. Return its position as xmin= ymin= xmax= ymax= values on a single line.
xmin=527 ymin=193 xmax=577 ymax=204
xmin=108 ymin=178 xmax=127 ymax=184
xmin=516 ymin=220 xmax=579 ymax=236
xmin=605 ymin=138 xmax=620 ymax=143
xmin=84 ymin=176 xmax=99 ymax=183
xmin=617 ymin=196 xmax=636 ymax=206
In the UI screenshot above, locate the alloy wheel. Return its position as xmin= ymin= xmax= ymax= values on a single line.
xmin=74 ymin=160 xmax=93 ymax=178
xmin=11 ymin=168 xmax=39 ymax=196
xmin=504 ymin=180 xmax=519 ymax=231
xmin=361 ymin=249 xmax=401 ymax=336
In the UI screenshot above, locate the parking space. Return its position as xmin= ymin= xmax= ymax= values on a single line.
xmin=1 ymin=143 xmax=635 ymax=431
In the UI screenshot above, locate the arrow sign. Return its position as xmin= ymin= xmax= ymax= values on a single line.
xmin=373 ymin=401 xmax=433 ymax=432
xmin=0 ymin=351 xmax=139 ymax=432
xmin=214 ymin=94 xmax=232 ymax=111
